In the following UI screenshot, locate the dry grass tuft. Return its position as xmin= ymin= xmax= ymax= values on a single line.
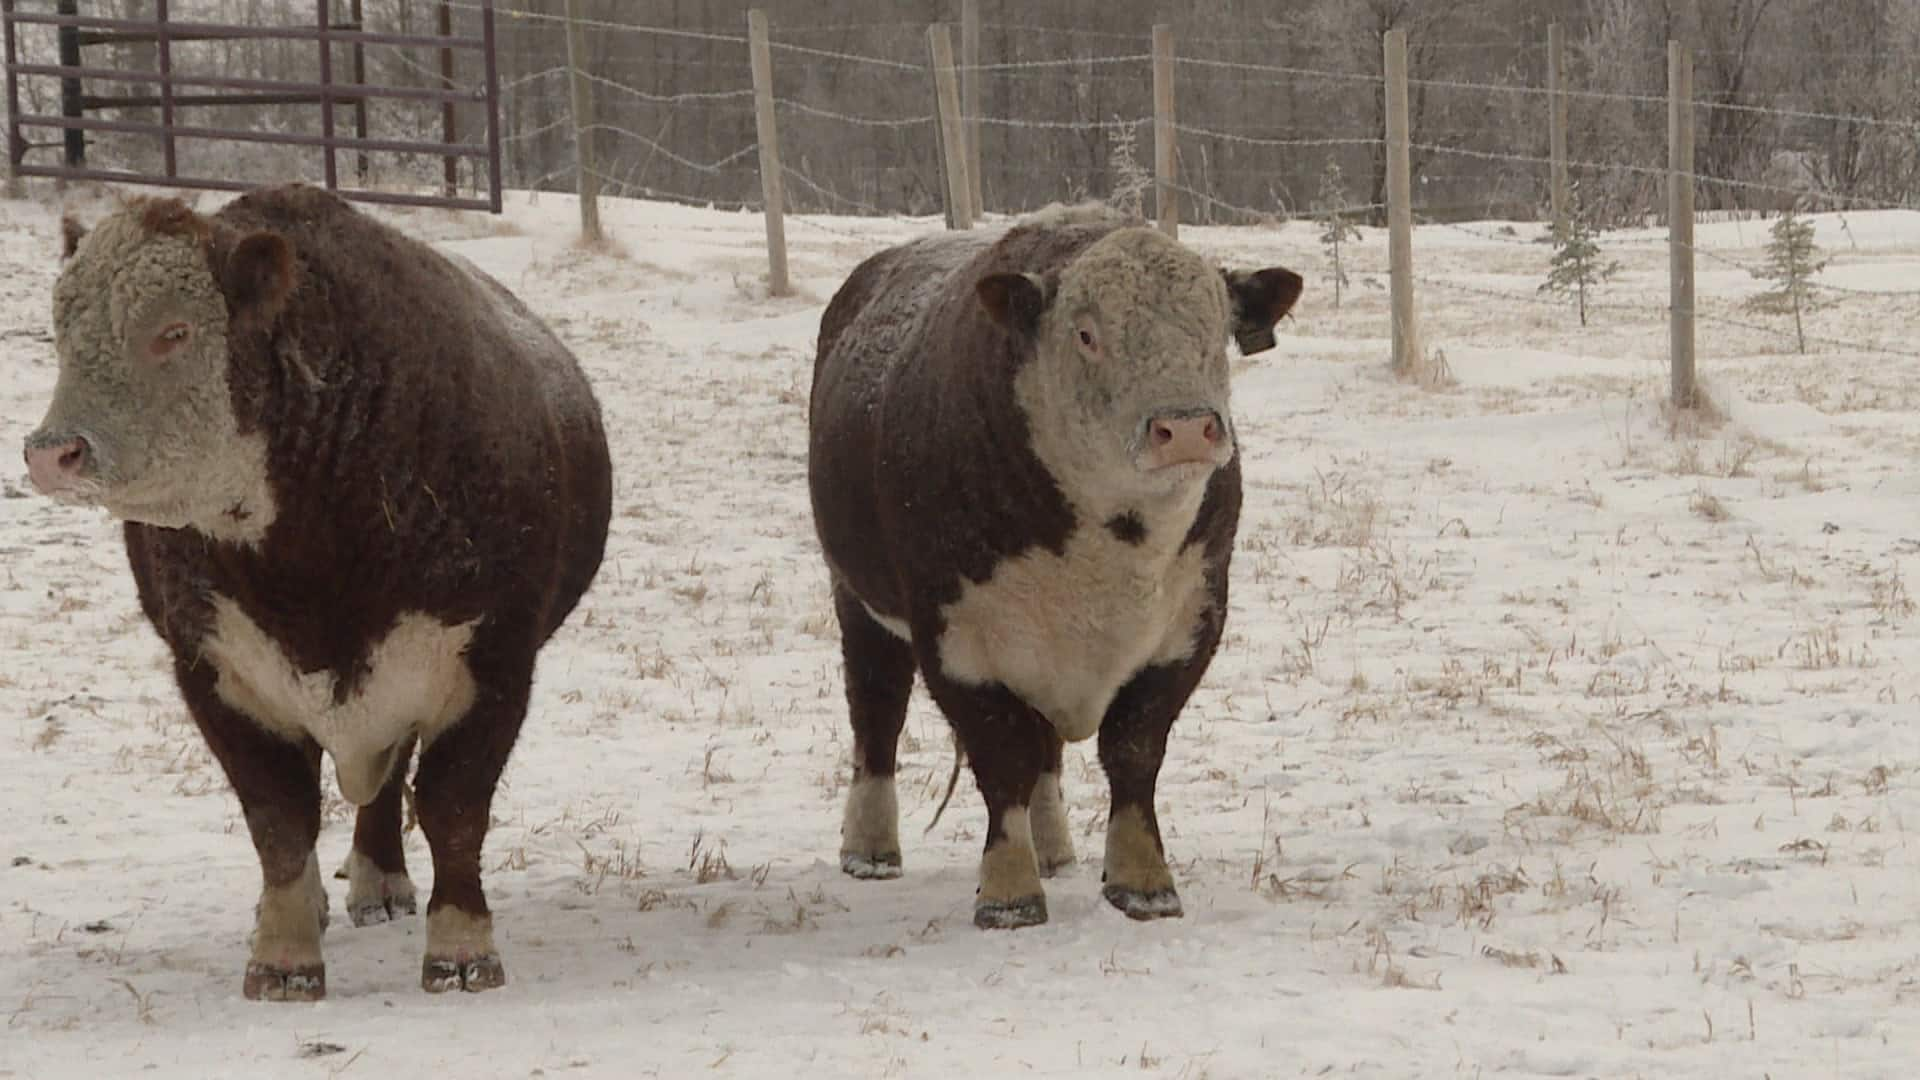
xmin=1689 ymin=487 xmax=1730 ymax=522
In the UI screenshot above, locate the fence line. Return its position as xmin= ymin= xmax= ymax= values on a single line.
xmin=762 ymin=40 xmax=920 ymax=72
xmin=460 ymin=0 xmax=749 ymax=44
xmin=578 ymin=73 xmax=754 ymax=106
xmin=1173 ymin=123 xmax=1382 ymax=151
xmin=578 ymin=124 xmax=755 ymax=174
xmin=17 ymin=7 xmax=1920 ymax=411
xmin=1413 ymin=142 xmax=1920 ymax=213
xmin=776 ymin=99 xmax=931 ymax=128
xmin=1416 ymin=274 xmax=1920 ymax=364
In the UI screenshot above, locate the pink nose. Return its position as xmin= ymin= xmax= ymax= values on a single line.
xmin=24 ymin=436 xmax=91 ymax=494
xmin=1147 ymin=414 xmax=1224 ymax=468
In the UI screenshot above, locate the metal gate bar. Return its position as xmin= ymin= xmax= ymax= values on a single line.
xmin=2 ymin=0 xmax=502 ymax=213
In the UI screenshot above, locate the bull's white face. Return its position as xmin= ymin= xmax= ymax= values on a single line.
xmin=23 ymin=210 xmax=276 ymax=542
xmin=1019 ymin=229 xmax=1240 ymax=512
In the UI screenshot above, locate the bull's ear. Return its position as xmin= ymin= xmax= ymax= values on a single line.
xmin=220 ymin=230 xmax=296 ymax=325
xmin=1223 ymin=266 xmax=1304 ymax=355
xmin=976 ymin=272 xmax=1051 ymax=337
xmin=60 ymin=216 xmax=88 ymax=260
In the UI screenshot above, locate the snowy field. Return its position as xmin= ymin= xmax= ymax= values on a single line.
xmin=2 ymin=186 xmax=1919 ymax=1079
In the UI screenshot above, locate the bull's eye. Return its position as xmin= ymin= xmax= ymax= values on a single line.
xmin=148 ymin=321 xmax=192 ymax=360
xmin=1072 ymin=316 xmax=1102 ymax=358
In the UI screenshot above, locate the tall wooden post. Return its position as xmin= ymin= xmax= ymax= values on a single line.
xmin=2 ymin=0 xmax=24 ymax=197
xmin=56 ymin=0 xmax=82 ymax=168
xmin=1668 ymin=40 xmax=1697 ymax=410
xmin=928 ymin=23 xmax=972 ymax=230
xmin=563 ymin=0 xmax=600 ymax=244
xmin=1151 ymin=24 xmax=1177 ymax=237
xmin=961 ymin=0 xmax=983 ymax=216
xmin=316 ymin=0 xmax=337 ymax=190
xmin=1384 ymin=28 xmax=1420 ymax=377
xmin=1548 ymin=22 xmax=1569 ymax=236
xmin=437 ymin=0 xmax=456 ymax=196
xmin=747 ymin=10 xmax=790 ymax=295
xmin=156 ymin=0 xmax=177 ymax=179
xmin=351 ymin=0 xmax=368 ymax=182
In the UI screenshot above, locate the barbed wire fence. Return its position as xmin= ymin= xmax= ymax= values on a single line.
xmin=8 ymin=1 xmax=1920 ymax=399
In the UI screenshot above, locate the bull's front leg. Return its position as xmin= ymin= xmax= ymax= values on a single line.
xmin=410 ymin=659 xmax=531 ymax=993
xmin=177 ymin=663 xmax=329 ymax=1001
xmin=922 ymin=674 xmax=1055 ymax=929
xmin=1097 ymin=659 xmax=1208 ymax=921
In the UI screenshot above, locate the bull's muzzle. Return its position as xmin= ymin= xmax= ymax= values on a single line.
xmin=1144 ymin=409 xmax=1229 ymax=470
xmin=23 ymin=432 xmax=93 ymax=495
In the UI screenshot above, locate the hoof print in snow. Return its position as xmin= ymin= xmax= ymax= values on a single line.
xmin=1103 ymin=885 xmax=1183 ymax=921
xmin=422 ymin=954 xmax=506 ymax=994
xmin=840 ymin=851 xmax=903 ymax=880
xmin=973 ymin=896 xmax=1048 ymax=930
xmin=244 ymin=962 xmax=326 ymax=1003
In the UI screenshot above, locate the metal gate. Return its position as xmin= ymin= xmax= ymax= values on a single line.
xmin=2 ymin=0 xmax=502 ymax=212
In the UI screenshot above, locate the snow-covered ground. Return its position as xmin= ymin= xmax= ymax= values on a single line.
xmin=3 ymin=186 xmax=1918 ymax=1079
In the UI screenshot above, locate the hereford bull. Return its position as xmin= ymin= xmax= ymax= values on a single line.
xmin=808 ymin=204 xmax=1302 ymax=928
xmin=21 ymin=184 xmax=612 ymax=999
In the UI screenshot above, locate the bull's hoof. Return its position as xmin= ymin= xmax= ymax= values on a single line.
xmin=243 ymin=962 xmax=326 ymax=1002
xmin=422 ymin=954 xmax=506 ymax=994
xmin=344 ymin=854 xmax=418 ymax=928
xmin=1102 ymin=884 xmax=1184 ymax=921
xmin=350 ymin=892 xmax=418 ymax=927
xmin=1037 ymin=853 xmax=1076 ymax=879
xmin=973 ymin=895 xmax=1048 ymax=930
xmin=840 ymin=851 xmax=903 ymax=880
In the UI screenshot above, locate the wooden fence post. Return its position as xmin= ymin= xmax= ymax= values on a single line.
xmin=2 ymin=0 xmax=21 ymax=198
xmin=1548 ymin=21 xmax=1568 ymax=237
xmin=961 ymin=0 xmax=983 ymax=217
xmin=928 ymin=22 xmax=972 ymax=230
xmin=747 ymin=10 xmax=790 ymax=296
xmin=436 ymin=0 xmax=456 ymax=196
xmin=562 ymin=0 xmax=601 ymax=244
xmin=1669 ymin=39 xmax=1697 ymax=410
xmin=350 ymin=0 xmax=368 ymax=182
xmin=1384 ymin=27 xmax=1420 ymax=377
xmin=1152 ymin=23 xmax=1176 ymax=237
xmin=56 ymin=0 xmax=82 ymax=169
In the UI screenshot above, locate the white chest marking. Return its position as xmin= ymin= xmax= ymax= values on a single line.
xmin=201 ymin=596 xmax=479 ymax=805
xmin=936 ymin=528 xmax=1210 ymax=742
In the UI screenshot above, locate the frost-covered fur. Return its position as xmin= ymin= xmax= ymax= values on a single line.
xmin=19 ymin=184 xmax=614 ymax=1002
xmin=810 ymin=208 xmax=1302 ymax=928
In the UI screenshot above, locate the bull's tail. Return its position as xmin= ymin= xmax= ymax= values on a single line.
xmin=923 ymin=732 xmax=966 ymax=835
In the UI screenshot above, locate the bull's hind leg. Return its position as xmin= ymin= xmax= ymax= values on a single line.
xmin=178 ymin=665 xmax=329 ymax=1001
xmin=1031 ymin=734 xmax=1076 ymax=877
xmin=412 ymin=663 xmax=531 ymax=994
xmin=833 ymin=585 xmax=915 ymax=880
xmin=1097 ymin=661 xmax=1204 ymax=921
xmin=344 ymin=737 xmax=419 ymax=927
xmin=923 ymin=676 xmax=1053 ymax=929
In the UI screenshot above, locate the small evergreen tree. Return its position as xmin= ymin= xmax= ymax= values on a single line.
xmin=1748 ymin=206 xmax=1826 ymax=354
xmin=1107 ymin=119 xmax=1151 ymax=218
xmin=1315 ymin=161 xmax=1363 ymax=309
xmin=1539 ymin=191 xmax=1619 ymax=327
